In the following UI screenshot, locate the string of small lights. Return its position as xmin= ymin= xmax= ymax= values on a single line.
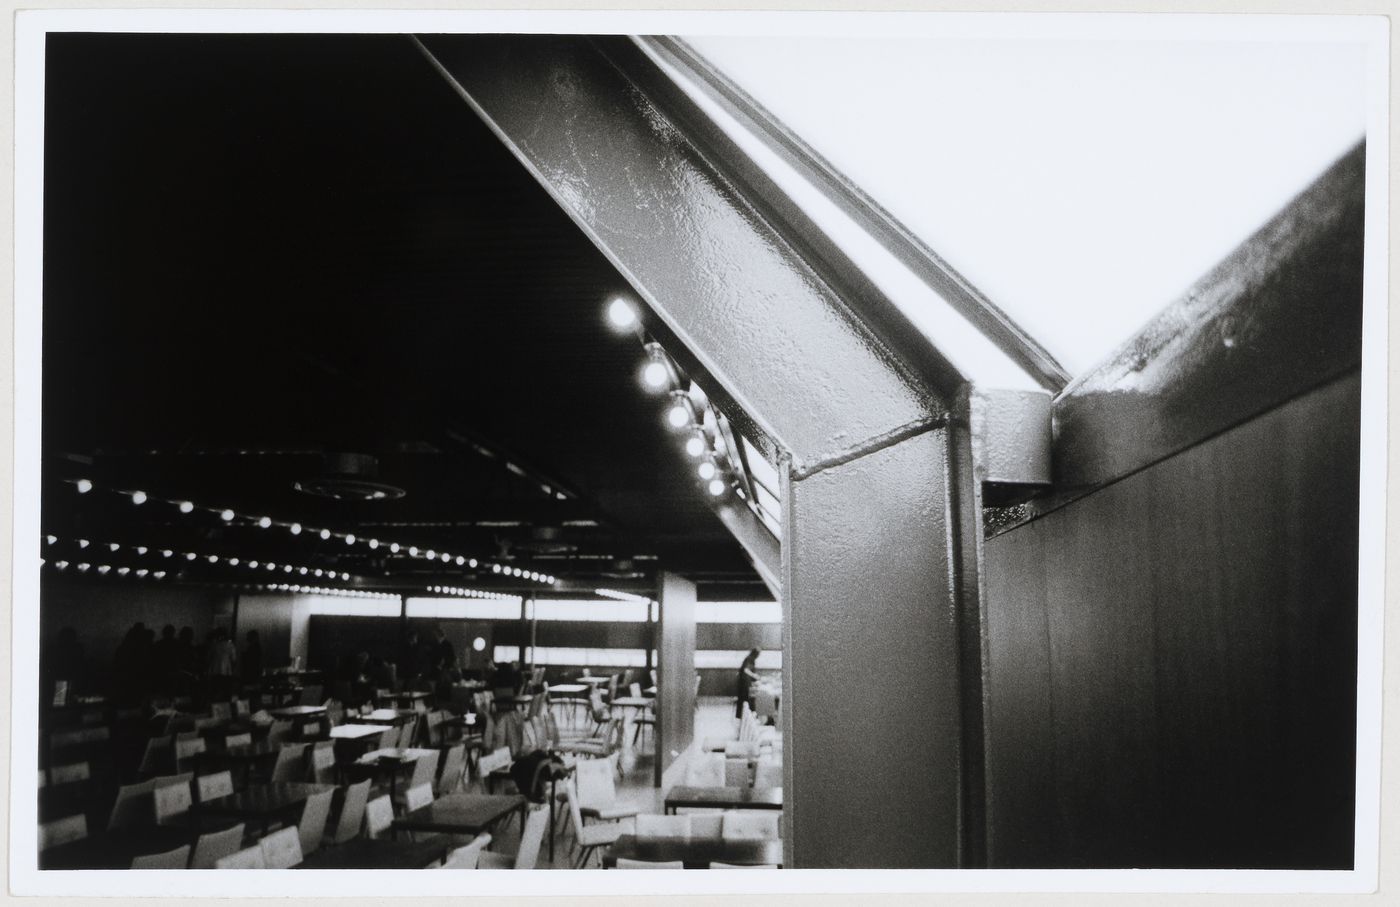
xmin=40 ymin=533 xmax=355 ymax=582
xmin=57 ymin=481 xmax=558 ymax=585
xmin=594 ymin=587 xmax=657 ymax=606
xmin=427 ymin=585 xmax=522 ymax=604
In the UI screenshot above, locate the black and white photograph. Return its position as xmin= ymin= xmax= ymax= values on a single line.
xmin=10 ymin=9 xmax=1389 ymax=898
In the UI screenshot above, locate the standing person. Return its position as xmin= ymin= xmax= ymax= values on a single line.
xmin=205 ymin=627 xmax=237 ymax=701
xmin=432 ymin=626 xmax=456 ymax=674
xmin=240 ymin=630 xmax=264 ymax=688
xmin=736 ymin=648 xmax=761 ymax=719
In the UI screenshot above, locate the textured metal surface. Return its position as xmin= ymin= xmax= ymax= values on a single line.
xmin=982 ymin=374 xmax=1359 ymax=867
xmin=415 ymin=35 xmax=942 ymax=471
xmin=645 ymin=36 xmax=1071 ymax=392
xmin=657 ymin=572 xmax=698 ymax=786
xmin=968 ymin=389 xmax=1053 ymax=486
xmin=1053 ymin=142 xmax=1364 ymax=489
xmin=784 ymin=430 xmax=963 ymax=867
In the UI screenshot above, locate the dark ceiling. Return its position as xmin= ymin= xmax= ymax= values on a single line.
xmin=41 ymin=33 xmax=764 ymax=598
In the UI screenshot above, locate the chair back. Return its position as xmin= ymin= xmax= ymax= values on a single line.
xmin=270 ymin=743 xmax=308 ymax=782
xmin=478 ymin=746 xmax=512 ymax=780
xmin=563 ymin=778 xmax=588 ymax=838
xmin=574 ymin=757 xmax=618 ymax=809
xmin=224 ymin=732 xmax=252 ymax=749
xmin=215 ymin=845 xmax=266 ymax=869
xmin=49 ymin=761 xmax=90 ymax=785
xmin=514 ymin=805 xmax=549 ymax=870
xmin=721 ymin=811 xmax=780 ymax=841
xmin=403 ymin=784 xmax=434 ymax=813
xmin=309 ymin=741 xmax=336 ymax=784
xmin=191 ymin=822 xmax=246 ymax=869
xmin=629 ymin=682 xmax=642 ymax=698
xmin=685 ymin=752 xmax=725 ymax=787
xmin=233 ymin=698 xmax=251 ymax=718
xmin=753 ymin=760 xmax=782 ymax=789
xmin=688 ymin=814 xmax=723 ymax=839
xmin=259 ymin=826 xmax=303 ymax=869
xmin=442 ymin=833 xmax=491 ymax=869
xmin=39 ymin=813 xmax=87 ymax=850
xmin=266 ymin=721 xmax=293 ymax=746
xmin=140 ymin=735 xmax=172 ymax=774
xmin=153 ymin=777 xmax=193 ymax=824
xmin=606 ymin=675 xmax=619 ymax=701
xmin=396 ymin=720 xmax=417 ymax=750
xmin=108 ymin=779 xmax=158 ymax=830
xmin=196 ymin=770 xmax=235 ymax=803
xmin=364 ymin=795 xmax=394 ymax=839
xmin=174 ymin=736 xmax=207 ymax=772
xmin=437 ymin=744 xmax=466 ymax=796
xmin=753 ymin=688 xmax=778 ymax=721
xmin=636 ymin=814 xmax=691 ymax=839
xmin=297 ymin=787 xmax=335 ymax=856
xmin=724 ymin=759 xmax=750 ymax=788
xmin=332 ymin=779 xmax=372 ymax=844
xmin=616 ymin=858 xmax=683 ymax=869
xmin=175 ymin=729 xmax=199 ymax=742
xmin=131 ymin=844 xmax=190 ymax=869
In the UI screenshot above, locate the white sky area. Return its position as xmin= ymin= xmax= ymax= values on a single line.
xmin=685 ymin=36 xmax=1368 ymax=378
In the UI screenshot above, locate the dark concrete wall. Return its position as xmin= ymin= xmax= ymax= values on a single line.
xmin=982 ymin=373 xmax=1360 ymax=868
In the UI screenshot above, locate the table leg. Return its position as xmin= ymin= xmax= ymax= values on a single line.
xmin=548 ymin=776 xmax=557 ymax=862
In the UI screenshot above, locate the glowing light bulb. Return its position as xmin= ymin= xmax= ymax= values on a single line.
xmin=389 ymin=543 xmax=400 ymax=553
xmin=606 ymin=297 xmax=638 ymax=329
xmin=368 ymin=539 xmax=378 ymax=550
xmin=76 ymin=478 xmax=93 ymax=494
xmin=117 ymin=567 xmax=130 ymax=576
xmin=136 ymin=546 xmax=147 ymax=555
xmin=97 ymin=565 xmax=111 ymax=575
xmin=468 ymin=558 xmax=478 ymax=568
xmin=290 ymin=523 xmax=302 ymax=535
xmin=472 ymin=637 xmax=486 ymax=652
xmin=345 ymin=534 xmax=356 ymax=545
xmin=698 ymin=461 xmax=716 ymax=480
xmin=45 ymin=534 xmax=57 ymax=545
xmin=136 ymin=569 xmax=148 ymax=578
xmin=77 ymin=539 xmax=89 ymax=549
xmin=642 ymin=361 xmax=668 ymax=390
xmin=55 ymin=561 xmax=69 ymax=571
xmin=153 ymin=571 xmax=165 ymax=579
xmin=456 ymin=556 xmax=465 ymax=566
xmin=131 ymin=490 xmax=147 ymax=505
xmin=425 ymin=550 xmax=436 ymax=560
xmin=109 ymin=543 xmax=121 ymax=552
xmin=441 ymin=553 xmax=451 ymax=563
xmin=685 ymin=436 xmax=705 ymax=458
xmin=492 ymin=564 xmax=501 ymax=574
xmin=319 ymin=529 xmax=331 ymax=540
xmin=666 ymin=403 xmax=690 ymax=429
xmin=185 ymin=552 xmax=197 ymax=561
xmin=220 ymin=509 xmax=235 ymax=521
xmin=258 ymin=516 xmax=272 ymax=529
xmin=708 ymin=478 xmax=726 ymax=497
xmin=299 ymin=567 xmax=308 ymax=575
xmin=179 ymin=501 xmax=194 ymax=514
xmin=284 ymin=565 xmax=293 ymax=573
xmin=228 ymin=558 xmax=239 ymax=566
xmin=409 ymin=547 xmax=419 ymax=557
xmin=208 ymin=555 xmax=219 ymax=563
xmin=248 ymin=560 xmax=258 ymax=568
xmin=314 ymin=569 xmax=323 ymax=577
xmin=161 ymin=549 xmax=172 ymax=558
xmin=77 ymin=563 xmax=90 ymax=572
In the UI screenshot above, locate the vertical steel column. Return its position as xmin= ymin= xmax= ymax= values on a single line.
xmin=417 ymin=34 xmax=986 ymax=867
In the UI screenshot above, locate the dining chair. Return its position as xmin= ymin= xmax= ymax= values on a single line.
xmin=196 ymin=770 xmax=235 ymax=803
xmin=753 ymin=760 xmax=782 ymax=790
xmin=721 ymin=811 xmax=780 ymax=841
xmin=269 ymin=743 xmax=309 ymax=783
xmin=214 ymin=845 xmax=267 ymax=869
xmin=259 ymin=826 xmax=304 ymax=869
xmin=476 ymin=747 xmax=512 ymax=794
xmin=688 ymin=814 xmax=723 ymax=839
xmin=130 ymin=844 xmax=190 ymax=870
xmin=107 ymin=779 xmax=159 ymax=830
xmin=441 ymin=833 xmax=492 ymax=869
xmin=297 ymin=787 xmax=335 ymax=856
xmin=174 ymin=736 xmax=207 ymax=773
xmin=574 ymin=755 xmax=638 ymax=824
xmin=224 ymin=732 xmax=252 ymax=749
xmin=331 ymin=779 xmax=372 ymax=844
xmin=363 ymin=795 xmax=394 ymax=839
xmin=307 ymin=741 xmax=336 ymax=784
xmin=615 ymin=858 xmax=684 ymax=869
xmin=190 ymin=822 xmax=246 ymax=869
xmin=563 ymin=778 xmax=624 ymax=868
xmin=39 ymin=813 xmax=88 ymax=850
xmin=635 ymin=814 xmax=691 ymax=839
xmin=153 ymin=778 xmax=194 ymax=826
xmin=436 ymin=744 xmax=467 ymax=796
xmin=48 ymin=761 xmax=90 ymax=785
xmin=478 ymin=805 xmax=549 ymax=869
xmin=403 ymin=783 xmax=434 ymax=813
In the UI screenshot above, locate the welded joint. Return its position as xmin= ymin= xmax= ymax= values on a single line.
xmin=957 ymin=388 xmax=1053 ymax=486
xmin=790 ymin=414 xmax=947 ymax=481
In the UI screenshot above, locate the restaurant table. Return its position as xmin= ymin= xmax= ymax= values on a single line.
xmin=200 ymin=782 xmax=334 ymax=838
xmin=391 ymin=690 xmax=433 ymax=707
xmin=292 ymin=835 xmax=454 ymax=869
xmin=547 ymin=684 xmax=588 ymax=696
xmin=354 ymin=747 xmax=438 ymax=802
xmin=577 ymin=676 xmax=610 ymax=687
xmin=546 ymin=685 xmax=589 ymax=726
xmin=330 ymin=723 xmax=389 ymax=741
xmin=601 ymin=835 xmax=782 ymax=869
xmin=39 ymin=825 xmax=197 ymax=870
xmin=361 ymin=708 xmax=415 ymax=726
xmin=391 ymin=793 xmax=526 ymax=838
xmin=663 ymin=785 xmax=783 ymax=814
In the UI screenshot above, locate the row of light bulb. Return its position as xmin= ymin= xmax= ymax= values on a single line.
xmin=607 ymin=298 xmax=731 ymax=499
xmin=63 ymin=478 xmax=558 ymax=585
xmin=594 ymin=587 xmax=657 ymax=605
xmin=40 ymin=557 xmax=168 ymax=580
xmin=427 ymin=585 xmax=522 ymax=603
xmin=263 ymin=584 xmax=397 ymax=600
xmin=42 ymin=534 xmax=354 ymax=581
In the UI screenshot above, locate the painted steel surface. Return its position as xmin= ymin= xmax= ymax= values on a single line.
xmin=1053 ymin=142 xmax=1364 ymax=489
xmin=415 ymin=34 xmax=942 ymax=472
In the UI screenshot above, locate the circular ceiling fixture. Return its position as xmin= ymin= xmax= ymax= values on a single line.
xmin=294 ymin=452 xmax=405 ymax=502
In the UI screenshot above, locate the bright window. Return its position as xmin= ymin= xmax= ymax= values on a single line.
xmin=696 ymin=601 xmax=781 ymax=624
xmin=307 ymin=596 xmax=400 ymax=618
xmin=406 ymin=597 xmax=521 ymax=620
xmin=530 ymin=599 xmax=649 ymax=623
xmin=695 ymin=649 xmax=782 ymax=670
